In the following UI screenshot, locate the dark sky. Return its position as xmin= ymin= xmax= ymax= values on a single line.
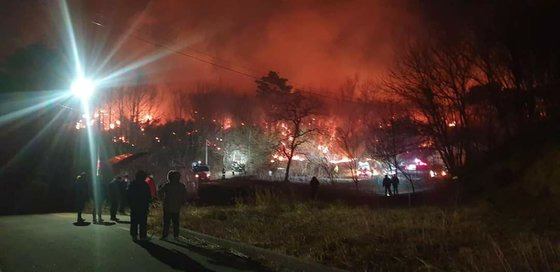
xmin=0 ymin=0 xmax=454 ymax=93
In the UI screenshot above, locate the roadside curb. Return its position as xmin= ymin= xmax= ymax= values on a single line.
xmin=179 ymin=227 xmax=347 ymax=272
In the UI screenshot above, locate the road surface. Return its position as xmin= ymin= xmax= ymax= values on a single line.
xmin=266 ymin=176 xmax=433 ymax=195
xmin=0 ymin=213 xmax=271 ymax=272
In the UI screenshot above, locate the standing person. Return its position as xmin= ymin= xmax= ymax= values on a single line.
xmin=382 ymin=175 xmax=392 ymax=196
xmin=75 ymin=172 xmax=89 ymax=223
xmin=309 ymin=176 xmax=320 ymax=199
xmin=391 ymin=175 xmax=400 ymax=195
xmin=127 ymin=170 xmax=151 ymax=241
xmin=160 ymin=170 xmax=187 ymax=240
xmin=118 ymin=174 xmax=129 ymax=215
xmin=108 ymin=176 xmax=122 ymax=221
xmin=91 ymin=176 xmax=106 ymax=224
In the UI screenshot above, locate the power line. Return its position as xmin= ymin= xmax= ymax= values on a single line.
xmin=90 ymin=20 xmax=372 ymax=104
xmin=91 ymin=20 xmax=259 ymax=80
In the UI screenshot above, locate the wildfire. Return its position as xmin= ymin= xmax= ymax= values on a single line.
xmin=223 ymin=117 xmax=232 ymax=130
xmin=317 ymin=144 xmax=329 ymax=154
xmin=329 ymin=157 xmax=352 ymax=164
xmin=143 ymin=114 xmax=153 ymax=122
xmin=75 ymin=120 xmax=86 ymax=130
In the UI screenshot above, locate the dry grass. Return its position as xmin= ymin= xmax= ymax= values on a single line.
xmin=147 ymin=189 xmax=560 ymax=271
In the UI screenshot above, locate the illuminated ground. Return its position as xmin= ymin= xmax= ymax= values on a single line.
xmin=257 ymin=175 xmax=433 ymax=196
xmin=0 ymin=213 xmax=270 ymax=272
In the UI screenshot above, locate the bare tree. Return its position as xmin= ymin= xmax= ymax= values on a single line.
xmin=113 ymin=86 xmax=128 ymax=139
xmin=304 ymin=138 xmax=337 ymax=184
xmin=171 ymin=89 xmax=190 ymax=120
xmin=128 ymin=85 xmax=157 ymax=124
xmin=385 ymin=39 xmax=479 ymax=176
xmin=368 ymin=114 xmax=420 ymax=193
xmin=335 ymin=123 xmax=363 ymax=190
xmin=255 ymin=71 xmax=321 ymax=182
xmin=272 ymin=93 xmax=320 ymax=182
xmin=317 ymin=157 xmax=337 ymax=184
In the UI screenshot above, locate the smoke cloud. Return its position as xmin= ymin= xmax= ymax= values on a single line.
xmin=91 ymin=0 xmax=425 ymax=92
xmin=1 ymin=0 xmax=426 ymax=94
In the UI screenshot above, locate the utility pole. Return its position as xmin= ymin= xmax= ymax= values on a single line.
xmin=247 ymin=128 xmax=251 ymax=173
xmin=205 ymin=139 xmax=208 ymax=164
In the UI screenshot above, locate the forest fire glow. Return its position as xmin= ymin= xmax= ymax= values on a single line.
xmin=1 ymin=1 xmax=559 ymax=271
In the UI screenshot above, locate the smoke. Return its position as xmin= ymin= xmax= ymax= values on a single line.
xmin=1 ymin=0 xmax=426 ymax=95
xmin=107 ymin=0 xmax=425 ymax=92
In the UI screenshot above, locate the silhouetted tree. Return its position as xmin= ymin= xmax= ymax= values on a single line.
xmin=335 ymin=122 xmax=363 ymax=190
xmin=386 ymin=38 xmax=478 ymax=176
xmin=256 ymin=72 xmax=321 ymax=182
xmin=368 ymin=114 xmax=420 ymax=193
xmin=256 ymin=71 xmax=293 ymax=97
xmin=272 ymin=93 xmax=320 ymax=182
xmin=171 ymin=89 xmax=190 ymax=120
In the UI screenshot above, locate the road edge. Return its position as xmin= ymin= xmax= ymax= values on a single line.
xmin=179 ymin=227 xmax=347 ymax=272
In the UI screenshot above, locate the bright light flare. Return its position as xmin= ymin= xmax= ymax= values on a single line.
xmin=71 ymin=77 xmax=95 ymax=100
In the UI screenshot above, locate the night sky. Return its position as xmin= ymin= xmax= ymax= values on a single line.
xmin=0 ymin=0 xmax=438 ymax=92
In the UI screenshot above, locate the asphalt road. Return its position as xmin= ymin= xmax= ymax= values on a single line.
xmin=0 ymin=213 xmax=271 ymax=272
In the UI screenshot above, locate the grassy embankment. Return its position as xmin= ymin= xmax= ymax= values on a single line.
xmin=147 ymin=181 xmax=560 ymax=271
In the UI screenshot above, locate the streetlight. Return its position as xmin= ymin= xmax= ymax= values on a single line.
xmin=70 ymin=77 xmax=96 ymax=101
xmin=71 ymin=76 xmax=102 ymax=222
xmin=70 ymin=77 xmax=97 ymax=165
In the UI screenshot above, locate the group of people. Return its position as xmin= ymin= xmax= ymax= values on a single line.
xmin=75 ymin=172 xmax=131 ymax=223
xmin=382 ymin=174 xmax=400 ymax=196
xmin=75 ymin=169 xmax=187 ymax=242
xmin=307 ymin=175 xmax=400 ymax=197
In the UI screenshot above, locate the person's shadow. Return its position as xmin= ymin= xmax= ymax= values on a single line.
xmin=166 ymin=239 xmax=272 ymax=271
xmin=93 ymin=221 xmax=116 ymax=226
xmin=73 ymin=221 xmax=91 ymax=226
xmin=136 ymin=241 xmax=213 ymax=272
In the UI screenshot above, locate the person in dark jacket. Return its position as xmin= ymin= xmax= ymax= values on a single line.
xmin=118 ymin=174 xmax=129 ymax=215
xmin=382 ymin=175 xmax=392 ymax=196
xmin=108 ymin=176 xmax=122 ymax=221
xmin=91 ymin=175 xmax=105 ymax=224
xmin=391 ymin=175 xmax=400 ymax=195
xmin=310 ymin=176 xmax=320 ymax=199
xmin=75 ymin=172 xmax=89 ymax=223
xmin=160 ymin=170 xmax=187 ymax=239
xmin=127 ymin=170 xmax=151 ymax=241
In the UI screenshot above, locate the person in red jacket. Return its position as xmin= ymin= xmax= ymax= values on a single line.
xmin=145 ymin=174 xmax=157 ymax=201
